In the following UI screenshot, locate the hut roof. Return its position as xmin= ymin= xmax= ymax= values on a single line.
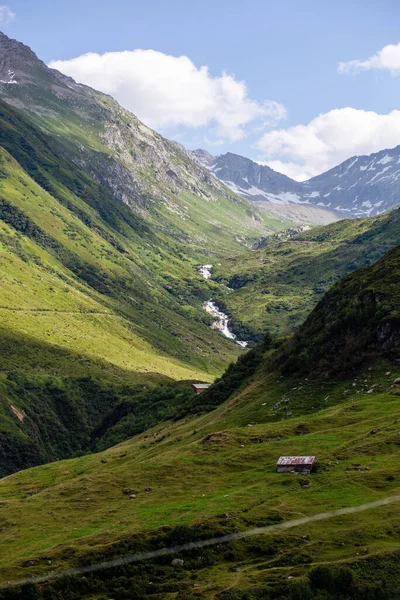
xmin=277 ymin=456 xmax=316 ymax=466
xmin=192 ymin=383 xmax=210 ymax=390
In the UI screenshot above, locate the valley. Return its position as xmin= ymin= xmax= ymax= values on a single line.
xmin=0 ymin=247 xmax=399 ymax=598
xmin=0 ymin=27 xmax=398 ymax=600
xmin=210 ymin=208 xmax=400 ymax=341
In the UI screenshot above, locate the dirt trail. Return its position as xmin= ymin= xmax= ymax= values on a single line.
xmin=2 ymin=495 xmax=399 ymax=589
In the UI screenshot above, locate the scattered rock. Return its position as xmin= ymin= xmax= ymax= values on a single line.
xmin=22 ymin=560 xmax=36 ymax=567
xmin=171 ymin=558 xmax=184 ymax=567
xmin=129 ymin=494 xmax=136 ymax=500
xmin=394 ymin=378 xmax=400 ymax=385
xmin=145 ymin=487 xmax=152 ymax=492
xmin=370 ymin=429 xmax=378 ymax=435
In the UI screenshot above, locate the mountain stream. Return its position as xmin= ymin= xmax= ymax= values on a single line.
xmin=199 ymin=265 xmax=248 ymax=348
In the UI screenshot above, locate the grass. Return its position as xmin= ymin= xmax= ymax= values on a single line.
xmin=0 ymin=41 xmax=399 ymax=599
xmin=0 ymin=360 xmax=399 ymax=594
xmin=212 ymin=209 xmax=400 ymax=341
xmin=0 ymin=100 xmax=262 ymax=476
xmin=0 ymin=245 xmax=398 ymax=595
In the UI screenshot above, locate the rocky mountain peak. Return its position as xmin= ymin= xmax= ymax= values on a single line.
xmin=0 ymin=31 xmax=50 ymax=84
xmin=192 ymin=146 xmax=400 ymax=218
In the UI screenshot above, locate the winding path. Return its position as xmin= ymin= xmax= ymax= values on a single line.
xmin=2 ymin=495 xmax=399 ymax=589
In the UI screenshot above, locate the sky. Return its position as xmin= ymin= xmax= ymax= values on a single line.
xmin=2 ymin=0 xmax=400 ymax=180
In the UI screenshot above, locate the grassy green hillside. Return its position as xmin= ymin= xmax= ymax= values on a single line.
xmin=0 ymin=32 xmax=287 ymax=254
xmin=0 ymin=34 xmax=291 ymax=479
xmin=212 ymin=210 xmax=400 ymax=341
xmin=0 ymin=99 xmax=265 ymax=476
xmin=0 ymin=101 xmax=247 ymax=376
xmin=0 ymin=247 xmax=398 ymax=598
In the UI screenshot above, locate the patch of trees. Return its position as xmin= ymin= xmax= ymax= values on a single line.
xmin=186 ymin=332 xmax=273 ymax=414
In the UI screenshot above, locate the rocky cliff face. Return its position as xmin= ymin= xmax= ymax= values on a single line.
xmin=0 ymin=32 xmax=264 ymax=232
xmin=191 ymin=147 xmax=400 ymax=217
xmin=191 ymin=150 xmax=302 ymax=201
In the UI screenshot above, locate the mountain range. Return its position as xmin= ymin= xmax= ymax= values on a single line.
xmin=191 ymin=146 xmax=400 ymax=219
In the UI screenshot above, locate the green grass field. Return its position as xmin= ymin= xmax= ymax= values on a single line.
xmin=0 ymin=360 xmax=399 ymax=597
xmin=1 ymin=243 xmax=398 ymax=597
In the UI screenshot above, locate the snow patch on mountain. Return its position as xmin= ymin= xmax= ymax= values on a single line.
xmin=190 ymin=145 xmax=400 ymax=217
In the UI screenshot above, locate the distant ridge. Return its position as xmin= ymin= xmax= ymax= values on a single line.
xmin=191 ymin=146 xmax=400 ymax=217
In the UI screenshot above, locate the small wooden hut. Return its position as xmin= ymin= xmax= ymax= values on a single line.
xmin=192 ymin=383 xmax=211 ymax=394
xmin=276 ymin=456 xmax=316 ymax=475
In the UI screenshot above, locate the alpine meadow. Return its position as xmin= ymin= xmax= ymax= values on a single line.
xmin=0 ymin=8 xmax=399 ymax=600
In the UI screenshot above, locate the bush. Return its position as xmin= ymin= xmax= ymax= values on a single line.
xmin=308 ymin=565 xmax=355 ymax=595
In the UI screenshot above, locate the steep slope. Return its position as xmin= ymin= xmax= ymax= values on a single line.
xmin=201 ymin=243 xmax=400 ymax=422
xmin=211 ymin=208 xmax=400 ymax=341
xmin=0 ymin=32 xmax=284 ymax=251
xmin=305 ymin=147 xmax=400 ymax=217
xmin=192 ymin=146 xmax=400 ymax=218
xmin=279 ymin=243 xmax=400 ymax=376
xmin=0 ymin=31 xmax=289 ymax=477
xmin=0 ymin=247 xmax=399 ymax=599
xmin=0 ymin=98 xmax=255 ymax=476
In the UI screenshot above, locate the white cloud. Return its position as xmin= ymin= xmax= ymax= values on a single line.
xmin=49 ymin=50 xmax=286 ymax=142
xmin=0 ymin=5 xmax=15 ymax=24
xmin=257 ymin=107 xmax=400 ymax=181
xmin=338 ymin=42 xmax=400 ymax=74
xmin=260 ymin=160 xmax=314 ymax=182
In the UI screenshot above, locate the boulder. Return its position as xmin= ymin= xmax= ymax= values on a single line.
xmin=171 ymin=558 xmax=184 ymax=567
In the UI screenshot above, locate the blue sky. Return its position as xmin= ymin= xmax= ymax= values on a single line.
xmin=3 ymin=0 xmax=400 ymax=179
